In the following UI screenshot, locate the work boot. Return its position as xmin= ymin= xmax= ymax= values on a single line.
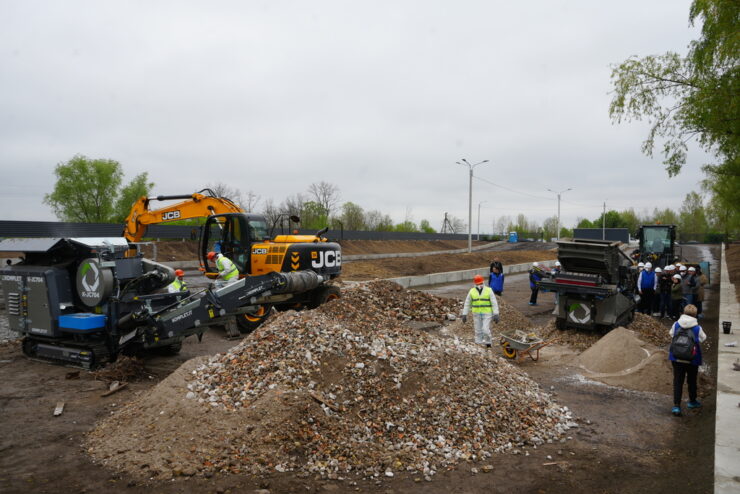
xmin=687 ymin=400 xmax=702 ymax=409
xmin=671 ymin=406 xmax=682 ymax=416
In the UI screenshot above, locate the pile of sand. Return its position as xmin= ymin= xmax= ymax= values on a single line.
xmin=575 ymin=327 xmax=672 ymax=394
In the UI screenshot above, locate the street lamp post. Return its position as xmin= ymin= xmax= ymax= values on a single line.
xmin=547 ymin=187 xmax=572 ymax=241
xmin=477 ymin=200 xmax=487 ymax=241
xmin=457 ymin=159 xmax=489 ymax=253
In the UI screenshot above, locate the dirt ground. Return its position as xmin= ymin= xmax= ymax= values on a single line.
xmin=150 ymin=239 xmax=557 ymax=281
xmin=0 ymin=243 xmax=729 ymax=494
xmin=149 ymin=239 xmax=492 ymax=260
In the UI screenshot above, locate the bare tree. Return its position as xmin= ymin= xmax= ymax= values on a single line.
xmin=281 ymin=193 xmax=306 ymax=218
xmin=206 ymin=182 xmax=244 ymax=207
xmin=243 ymin=190 xmax=260 ymax=212
xmin=261 ymin=198 xmax=281 ymax=227
xmin=494 ymin=215 xmax=512 ymax=235
xmin=364 ymin=209 xmax=383 ymax=230
xmin=308 ymin=182 xmax=340 ymax=217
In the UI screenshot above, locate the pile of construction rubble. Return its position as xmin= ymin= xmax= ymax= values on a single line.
xmin=87 ymin=281 xmax=575 ymax=481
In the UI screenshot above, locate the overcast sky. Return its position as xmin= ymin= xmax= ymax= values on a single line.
xmin=0 ymin=1 xmax=708 ymax=232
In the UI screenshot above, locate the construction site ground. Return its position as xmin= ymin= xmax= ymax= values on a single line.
xmin=0 ymin=242 xmax=734 ymax=494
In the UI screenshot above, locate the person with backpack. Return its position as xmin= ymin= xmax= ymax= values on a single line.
xmin=669 ymin=304 xmax=706 ymax=416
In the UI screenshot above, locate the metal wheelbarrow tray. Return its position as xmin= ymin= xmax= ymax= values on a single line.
xmin=498 ymin=329 xmax=557 ymax=363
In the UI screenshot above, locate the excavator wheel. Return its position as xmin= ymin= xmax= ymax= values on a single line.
xmin=307 ymin=285 xmax=341 ymax=310
xmin=236 ymin=305 xmax=272 ymax=334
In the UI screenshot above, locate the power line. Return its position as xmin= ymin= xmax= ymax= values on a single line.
xmin=473 ymin=175 xmax=553 ymax=201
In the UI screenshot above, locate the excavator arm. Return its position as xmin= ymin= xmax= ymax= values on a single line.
xmin=123 ymin=190 xmax=244 ymax=242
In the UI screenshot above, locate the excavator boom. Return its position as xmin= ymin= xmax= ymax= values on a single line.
xmin=123 ymin=191 xmax=243 ymax=242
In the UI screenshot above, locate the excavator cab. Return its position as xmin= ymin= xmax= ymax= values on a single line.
xmin=200 ymin=213 xmax=268 ymax=276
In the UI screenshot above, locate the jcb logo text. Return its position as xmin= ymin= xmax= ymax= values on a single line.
xmin=162 ymin=210 xmax=181 ymax=221
xmin=311 ymin=251 xmax=341 ymax=269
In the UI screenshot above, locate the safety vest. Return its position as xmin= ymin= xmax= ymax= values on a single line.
xmin=216 ymin=255 xmax=239 ymax=281
xmin=171 ymin=279 xmax=187 ymax=291
xmin=468 ymin=286 xmax=494 ymax=314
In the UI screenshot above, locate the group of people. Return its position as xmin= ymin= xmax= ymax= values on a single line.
xmin=461 ymin=257 xmax=707 ymax=418
xmin=636 ymin=261 xmax=707 ymax=320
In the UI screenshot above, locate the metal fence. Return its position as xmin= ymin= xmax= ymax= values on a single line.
xmin=0 ymin=220 xmax=471 ymax=242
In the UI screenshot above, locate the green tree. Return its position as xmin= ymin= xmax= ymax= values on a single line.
xmin=594 ymin=210 xmax=627 ymax=229
xmin=542 ymin=216 xmax=559 ymax=240
xmin=419 ymin=219 xmax=436 ymax=233
xmin=576 ymin=218 xmax=594 ymax=229
xmin=652 ymin=207 xmax=680 ymax=225
xmin=702 ymin=159 xmax=740 ymax=236
xmin=609 ymin=0 xmax=739 ymax=177
xmin=112 ymin=172 xmax=154 ymax=223
xmin=45 ymin=155 xmax=124 ymax=222
xmin=679 ymin=191 xmax=709 ymax=235
xmin=618 ymin=208 xmax=642 ymax=236
xmin=394 ymin=220 xmax=419 ymax=233
xmin=376 ymin=214 xmax=395 ymax=231
xmin=340 ymin=202 xmax=366 ymax=230
xmin=300 ymin=201 xmax=329 ymax=229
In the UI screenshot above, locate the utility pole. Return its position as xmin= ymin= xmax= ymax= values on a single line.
xmin=547 ymin=187 xmax=572 ymax=241
xmin=602 ymin=202 xmax=606 ymax=240
xmin=457 ymin=159 xmax=489 ymax=252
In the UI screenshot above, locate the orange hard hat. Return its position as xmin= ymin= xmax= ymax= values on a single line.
xmin=175 ymin=269 xmax=184 ymax=277
xmin=207 ymin=251 xmax=217 ymax=260
xmin=474 ymin=275 xmax=484 ymax=284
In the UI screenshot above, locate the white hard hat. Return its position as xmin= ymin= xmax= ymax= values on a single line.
xmin=666 ymin=264 xmax=675 ymax=271
xmin=555 ymin=261 xmax=561 ymax=266
xmin=533 ymin=262 xmax=539 ymax=267
xmin=688 ymin=266 xmax=696 ymax=272
xmin=655 ymin=267 xmax=662 ymax=273
xmin=637 ymin=262 xmax=645 ymax=267
xmin=645 ymin=262 xmax=652 ymax=269
xmin=679 ymin=265 xmax=687 ymax=271
xmin=673 ymin=274 xmax=682 ymax=280
xmin=676 ymin=262 xmax=683 ymax=267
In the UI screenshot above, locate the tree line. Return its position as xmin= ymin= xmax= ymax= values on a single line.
xmin=43 ymin=155 xmax=466 ymax=234
xmin=45 ymin=154 xmax=730 ymax=243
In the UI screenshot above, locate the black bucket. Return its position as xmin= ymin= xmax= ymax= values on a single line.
xmin=722 ymin=321 xmax=732 ymax=334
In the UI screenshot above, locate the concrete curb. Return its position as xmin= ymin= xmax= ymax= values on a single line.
xmin=387 ymin=260 xmax=556 ymax=288
xmin=715 ymin=244 xmax=740 ymax=494
xmin=343 ymin=241 xmax=505 ymax=261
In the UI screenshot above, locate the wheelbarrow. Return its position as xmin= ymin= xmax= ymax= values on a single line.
xmin=499 ymin=329 xmax=557 ymax=363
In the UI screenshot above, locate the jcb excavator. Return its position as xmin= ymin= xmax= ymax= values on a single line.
xmin=123 ymin=189 xmax=341 ymax=332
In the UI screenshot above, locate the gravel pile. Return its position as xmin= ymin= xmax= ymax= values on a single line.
xmin=88 ymin=281 xmax=576 ymax=481
xmin=540 ymin=313 xmax=670 ymax=351
xmin=348 ymin=280 xmax=462 ymax=322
